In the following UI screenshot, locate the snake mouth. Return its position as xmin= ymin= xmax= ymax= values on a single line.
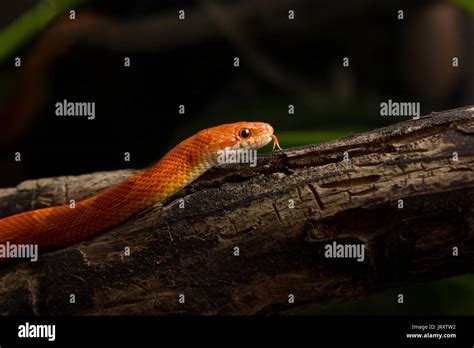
xmin=252 ymin=133 xmax=282 ymax=151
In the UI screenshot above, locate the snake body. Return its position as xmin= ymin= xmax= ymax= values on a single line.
xmin=0 ymin=122 xmax=279 ymax=256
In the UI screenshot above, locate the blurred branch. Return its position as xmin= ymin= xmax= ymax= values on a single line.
xmin=202 ymin=0 xmax=321 ymax=103
xmin=0 ymin=0 xmax=307 ymax=145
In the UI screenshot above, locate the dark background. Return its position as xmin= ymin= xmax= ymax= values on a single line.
xmin=0 ymin=0 xmax=473 ymax=315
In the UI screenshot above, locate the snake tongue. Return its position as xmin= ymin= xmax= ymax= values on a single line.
xmin=272 ymin=134 xmax=282 ymax=151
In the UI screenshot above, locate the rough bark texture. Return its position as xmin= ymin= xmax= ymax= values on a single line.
xmin=0 ymin=106 xmax=473 ymax=315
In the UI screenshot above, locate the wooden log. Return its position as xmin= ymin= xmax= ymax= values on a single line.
xmin=0 ymin=106 xmax=473 ymax=315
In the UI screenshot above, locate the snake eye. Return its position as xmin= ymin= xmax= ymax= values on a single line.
xmin=239 ymin=128 xmax=251 ymax=139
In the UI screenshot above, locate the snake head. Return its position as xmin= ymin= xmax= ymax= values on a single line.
xmin=203 ymin=121 xmax=281 ymax=153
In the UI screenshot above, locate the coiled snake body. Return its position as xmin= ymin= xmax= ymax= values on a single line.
xmin=0 ymin=122 xmax=280 ymax=258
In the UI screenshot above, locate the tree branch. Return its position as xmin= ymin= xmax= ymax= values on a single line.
xmin=0 ymin=106 xmax=473 ymax=315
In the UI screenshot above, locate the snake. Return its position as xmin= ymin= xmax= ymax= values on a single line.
xmin=0 ymin=122 xmax=281 ymax=259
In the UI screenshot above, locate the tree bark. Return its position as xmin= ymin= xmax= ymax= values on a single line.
xmin=0 ymin=106 xmax=473 ymax=315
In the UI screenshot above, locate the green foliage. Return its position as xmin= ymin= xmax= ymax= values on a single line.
xmin=278 ymin=129 xmax=369 ymax=147
xmin=257 ymin=128 xmax=370 ymax=153
xmin=0 ymin=0 xmax=86 ymax=64
xmin=452 ymin=0 xmax=474 ymax=13
xmin=293 ymin=274 xmax=474 ymax=315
